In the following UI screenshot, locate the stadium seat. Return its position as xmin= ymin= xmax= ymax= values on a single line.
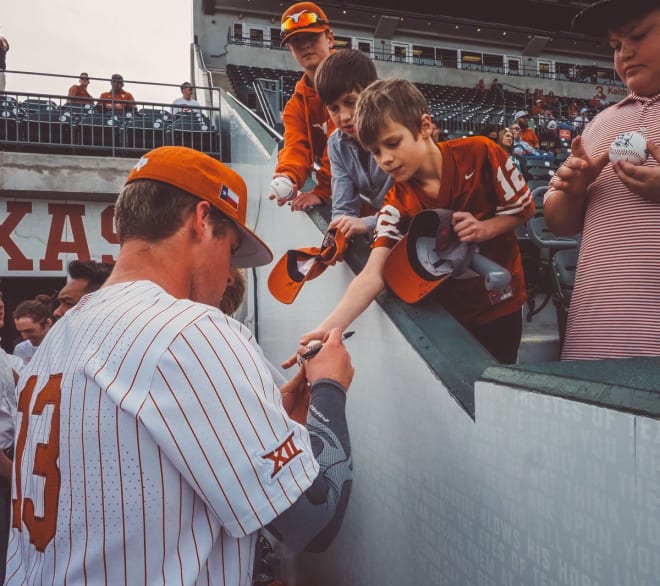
xmin=78 ymin=112 xmax=122 ymax=150
xmin=169 ymin=112 xmax=218 ymax=153
xmin=551 ymin=248 xmax=579 ymax=349
xmin=21 ymin=107 xmax=72 ymax=146
xmin=123 ymin=110 xmax=170 ymax=151
xmin=0 ymin=106 xmax=19 ymax=142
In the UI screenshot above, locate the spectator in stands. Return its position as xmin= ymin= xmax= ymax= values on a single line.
xmin=66 ymin=72 xmax=93 ymax=105
xmin=568 ymin=101 xmax=579 ymax=119
xmin=0 ymin=35 xmax=8 ymax=93
xmin=512 ymin=110 xmax=540 ymax=149
xmin=98 ymin=73 xmax=135 ymax=113
xmin=531 ymin=99 xmax=544 ymax=117
xmin=12 ymin=296 xmax=53 ymax=365
xmin=172 ymin=81 xmax=202 ymax=114
xmin=542 ymin=90 xmax=559 ymax=110
xmin=572 ymin=107 xmax=590 ymax=133
xmin=497 ymin=127 xmax=530 ymax=181
xmin=511 ymin=122 xmax=554 ymax=162
xmin=315 ymin=49 xmax=393 ymax=240
xmin=52 ymin=260 xmax=113 ymax=318
xmin=0 ymin=284 xmax=17 ymax=586
xmin=490 ymin=78 xmax=504 ymax=102
xmin=478 ymin=123 xmax=499 ymax=142
xmin=430 ymin=118 xmax=442 ymax=142
xmin=270 ymin=2 xmax=335 ymax=213
xmin=289 ymin=79 xmax=534 ymax=365
xmin=475 ymin=79 xmax=486 ymax=93
xmin=544 ymin=0 xmax=660 ymax=360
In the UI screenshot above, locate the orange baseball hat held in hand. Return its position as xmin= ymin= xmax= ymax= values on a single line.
xmin=268 ymin=228 xmax=348 ymax=303
xmin=384 ymin=209 xmax=474 ymax=303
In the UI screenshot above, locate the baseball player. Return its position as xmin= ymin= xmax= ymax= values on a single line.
xmin=6 ymin=146 xmax=354 ymax=585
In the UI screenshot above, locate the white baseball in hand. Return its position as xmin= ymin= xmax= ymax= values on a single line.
xmin=609 ymin=131 xmax=648 ymax=165
xmin=270 ymin=176 xmax=295 ymax=202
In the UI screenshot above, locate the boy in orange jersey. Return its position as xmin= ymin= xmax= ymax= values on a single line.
xmin=291 ymin=79 xmax=535 ymax=364
xmin=270 ymin=1 xmax=335 ymax=212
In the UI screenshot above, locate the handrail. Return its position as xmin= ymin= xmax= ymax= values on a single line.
xmin=252 ymin=80 xmax=276 ymax=128
xmin=224 ymin=91 xmax=283 ymax=143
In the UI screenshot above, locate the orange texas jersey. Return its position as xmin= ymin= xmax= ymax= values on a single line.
xmin=374 ymin=136 xmax=535 ymax=326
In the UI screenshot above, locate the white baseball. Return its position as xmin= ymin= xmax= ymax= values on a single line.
xmin=609 ymin=131 xmax=648 ymax=165
xmin=270 ymin=176 xmax=295 ymax=202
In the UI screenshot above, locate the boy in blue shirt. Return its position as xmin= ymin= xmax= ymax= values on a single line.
xmin=314 ymin=49 xmax=393 ymax=239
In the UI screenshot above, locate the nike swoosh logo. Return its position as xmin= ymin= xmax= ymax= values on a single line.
xmin=465 ymin=170 xmax=475 ymax=180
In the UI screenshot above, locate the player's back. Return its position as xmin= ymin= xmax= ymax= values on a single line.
xmin=6 ymin=280 xmax=300 ymax=586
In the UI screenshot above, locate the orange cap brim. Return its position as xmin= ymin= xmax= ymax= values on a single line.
xmin=267 ymin=228 xmax=348 ymax=303
xmin=268 ymin=247 xmax=327 ymax=304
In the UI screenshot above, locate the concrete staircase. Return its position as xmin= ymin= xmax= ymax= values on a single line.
xmin=210 ymin=69 xmax=234 ymax=95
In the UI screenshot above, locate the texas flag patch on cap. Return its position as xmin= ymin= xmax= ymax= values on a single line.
xmin=220 ymin=184 xmax=239 ymax=210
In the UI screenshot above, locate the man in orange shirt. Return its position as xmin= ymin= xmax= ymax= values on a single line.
xmin=270 ymin=2 xmax=335 ymax=212
xmin=512 ymin=110 xmax=540 ymax=149
xmin=66 ymin=72 xmax=93 ymax=105
xmin=97 ymin=73 xmax=136 ymax=113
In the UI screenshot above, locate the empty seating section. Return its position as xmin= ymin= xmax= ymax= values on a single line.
xmin=0 ymin=94 xmax=221 ymax=157
xmin=226 ymin=64 xmax=584 ymax=141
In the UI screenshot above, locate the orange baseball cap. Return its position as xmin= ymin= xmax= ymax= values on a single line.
xmin=125 ymin=146 xmax=273 ymax=268
xmin=384 ymin=209 xmax=474 ymax=303
xmin=280 ymin=2 xmax=331 ymax=46
xmin=268 ymin=228 xmax=347 ymax=303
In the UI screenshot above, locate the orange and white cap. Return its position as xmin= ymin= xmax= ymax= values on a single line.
xmin=384 ymin=209 xmax=474 ymax=303
xmin=280 ymin=2 xmax=331 ymax=46
xmin=268 ymin=228 xmax=348 ymax=303
xmin=125 ymin=146 xmax=273 ymax=268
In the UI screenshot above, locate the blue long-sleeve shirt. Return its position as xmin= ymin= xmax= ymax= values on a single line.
xmin=327 ymin=129 xmax=393 ymax=237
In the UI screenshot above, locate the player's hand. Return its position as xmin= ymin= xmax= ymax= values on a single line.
xmin=549 ymin=135 xmax=609 ymax=197
xmin=290 ymin=191 xmax=322 ymax=212
xmin=280 ymin=367 xmax=311 ymax=425
xmin=301 ymin=328 xmax=354 ymax=391
xmin=611 ymin=139 xmax=660 ymax=202
xmin=330 ymin=215 xmax=369 ymax=239
xmin=269 ymin=173 xmax=299 ymax=207
xmin=281 ymin=327 xmax=328 ymax=369
xmin=452 ymin=211 xmax=490 ymax=243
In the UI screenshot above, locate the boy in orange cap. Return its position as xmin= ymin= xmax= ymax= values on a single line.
xmin=270 ymin=2 xmax=335 ymax=212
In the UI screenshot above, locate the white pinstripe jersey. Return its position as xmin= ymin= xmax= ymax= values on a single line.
xmin=6 ymin=281 xmax=319 ymax=585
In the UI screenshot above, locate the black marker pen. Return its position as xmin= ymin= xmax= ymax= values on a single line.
xmin=300 ymin=331 xmax=355 ymax=360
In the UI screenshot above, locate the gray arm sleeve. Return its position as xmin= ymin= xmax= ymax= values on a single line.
xmin=266 ymin=379 xmax=352 ymax=553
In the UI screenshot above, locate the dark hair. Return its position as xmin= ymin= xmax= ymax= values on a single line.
xmin=180 ymin=81 xmax=193 ymax=90
xmin=315 ymin=49 xmax=378 ymax=105
xmin=479 ymin=123 xmax=499 ymax=141
xmin=68 ymin=260 xmax=113 ymax=292
xmin=13 ymin=296 xmax=53 ymax=327
xmin=115 ymin=180 xmax=235 ymax=244
xmin=355 ymin=79 xmax=429 ymax=148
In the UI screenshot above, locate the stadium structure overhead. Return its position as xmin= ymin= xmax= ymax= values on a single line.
xmin=209 ymin=0 xmax=610 ymax=58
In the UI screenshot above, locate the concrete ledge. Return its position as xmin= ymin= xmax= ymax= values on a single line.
xmin=0 ymin=151 xmax=137 ymax=199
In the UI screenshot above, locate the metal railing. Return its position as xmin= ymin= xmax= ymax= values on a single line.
xmin=0 ymin=71 xmax=223 ymax=159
